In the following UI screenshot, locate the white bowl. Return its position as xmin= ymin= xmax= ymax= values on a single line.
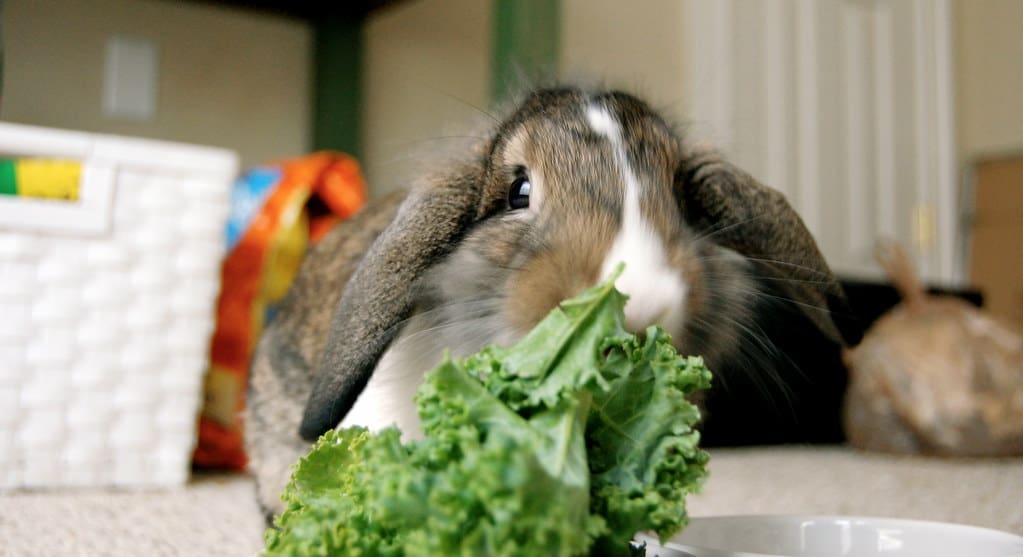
xmin=638 ymin=515 xmax=1023 ymax=557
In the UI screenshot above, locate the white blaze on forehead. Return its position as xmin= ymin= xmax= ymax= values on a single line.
xmin=587 ymin=104 xmax=687 ymax=333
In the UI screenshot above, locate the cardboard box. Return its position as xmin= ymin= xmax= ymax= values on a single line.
xmin=968 ymin=153 xmax=1023 ymax=329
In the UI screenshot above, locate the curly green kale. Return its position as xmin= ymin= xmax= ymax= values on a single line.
xmin=263 ymin=268 xmax=712 ymax=557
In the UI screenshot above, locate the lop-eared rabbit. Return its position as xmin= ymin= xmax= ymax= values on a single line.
xmin=245 ymin=86 xmax=862 ymax=515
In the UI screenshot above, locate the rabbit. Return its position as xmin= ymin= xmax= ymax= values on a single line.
xmin=244 ymin=85 xmax=863 ymax=517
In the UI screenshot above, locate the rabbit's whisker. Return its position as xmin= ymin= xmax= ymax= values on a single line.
xmin=391 ymin=135 xmax=490 ymax=151
xmin=688 ymin=312 xmax=798 ymax=414
xmin=690 ymin=214 xmax=770 ymax=243
xmin=700 ymin=276 xmax=834 ymax=316
xmin=697 ymin=254 xmax=835 ymax=278
xmin=700 ymin=313 xmax=807 ymax=422
xmin=433 ymin=89 xmax=501 ymax=124
xmin=740 ymin=274 xmax=838 ymax=286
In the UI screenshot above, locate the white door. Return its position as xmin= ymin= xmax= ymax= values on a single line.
xmin=683 ymin=0 xmax=959 ymax=285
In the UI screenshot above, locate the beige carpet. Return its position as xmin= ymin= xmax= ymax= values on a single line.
xmin=1 ymin=446 xmax=1020 ymax=556
xmin=687 ymin=446 xmax=1023 ymax=532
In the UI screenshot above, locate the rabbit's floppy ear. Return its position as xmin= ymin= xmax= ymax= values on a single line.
xmin=299 ymin=165 xmax=484 ymax=441
xmin=678 ymin=149 xmax=863 ymax=348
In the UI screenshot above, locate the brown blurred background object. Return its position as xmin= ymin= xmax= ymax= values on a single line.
xmin=967 ymin=153 xmax=1023 ymax=330
xmin=844 ymin=241 xmax=1023 ymax=456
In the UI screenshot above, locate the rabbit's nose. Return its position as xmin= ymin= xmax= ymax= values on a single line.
xmin=621 ymin=285 xmax=685 ymax=335
xmin=609 ymin=263 xmax=687 ymax=335
xmin=623 ymin=303 xmax=667 ymax=335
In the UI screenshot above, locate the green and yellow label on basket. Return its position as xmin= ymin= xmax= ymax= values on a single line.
xmin=0 ymin=158 xmax=82 ymax=201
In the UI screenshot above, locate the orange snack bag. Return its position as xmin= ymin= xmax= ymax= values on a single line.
xmin=193 ymin=152 xmax=367 ymax=470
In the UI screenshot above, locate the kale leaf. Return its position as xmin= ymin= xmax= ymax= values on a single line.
xmin=264 ymin=267 xmax=711 ymax=556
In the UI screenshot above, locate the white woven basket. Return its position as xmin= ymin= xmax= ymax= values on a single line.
xmin=0 ymin=122 xmax=237 ymax=489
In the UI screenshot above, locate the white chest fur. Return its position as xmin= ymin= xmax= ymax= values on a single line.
xmin=337 ymin=306 xmax=511 ymax=439
xmin=337 ymin=318 xmax=437 ymax=439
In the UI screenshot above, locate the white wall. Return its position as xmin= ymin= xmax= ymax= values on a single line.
xmin=561 ymin=0 xmax=689 ymax=121
xmin=1 ymin=0 xmax=311 ymax=168
xmin=361 ymin=0 xmax=492 ymax=196
xmin=954 ymin=0 xmax=1023 ymax=165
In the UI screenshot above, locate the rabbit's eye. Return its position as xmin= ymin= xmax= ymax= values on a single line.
xmin=508 ymin=175 xmax=531 ymax=210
